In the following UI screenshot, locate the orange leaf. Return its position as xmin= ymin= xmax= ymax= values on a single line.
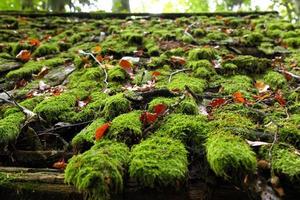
xmin=15 ymin=79 xmax=28 ymax=89
xmin=92 ymin=45 xmax=102 ymax=54
xmin=255 ymin=81 xmax=270 ymax=93
xmin=170 ymin=56 xmax=186 ymax=65
xmin=140 ymin=111 xmax=158 ymax=125
xmin=209 ymin=98 xmax=226 ymax=108
xmin=152 ymin=71 xmax=161 ymax=77
xmin=95 ymin=123 xmax=110 ymax=141
xmin=275 ymin=90 xmax=286 ymax=107
xmin=16 ymin=50 xmax=31 ymax=62
xmin=96 ymin=55 xmax=103 ymax=62
xmin=153 ymin=104 xmax=167 ymax=116
xmin=233 ymin=91 xmax=245 ymax=103
xmin=52 ymin=159 xmax=67 ymax=170
xmin=119 ymin=59 xmax=133 ymax=75
xmin=28 ymin=38 xmax=40 ymax=46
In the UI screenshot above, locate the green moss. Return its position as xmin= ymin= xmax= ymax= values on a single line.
xmin=0 ymin=112 xmax=25 ymax=148
xmin=32 ymin=43 xmax=59 ymax=57
xmin=278 ymin=115 xmax=300 ymax=149
xmin=70 ymin=33 xmax=86 ymax=44
xmin=129 ymin=136 xmax=188 ymax=188
xmin=206 ymin=32 xmax=228 ymax=41
xmin=33 ymin=93 xmax=77 ymax=123
xmin=272 ymin=147 xmax=300 ymax=179
xmin=168 ymin=73 xmax=207 ymax=95
xmin=192 ymin=28 xmax=206 ymax=37
xmin=6 ymin=58 xmax=65 ymax=80
xmin=155 ymin=114 xmax=207 ymax=144
xmin=148 ymin=97 xmax=176 ymax=112
xmin=122 ymin=32 xmax=143 ymax=45
xmin=243 ymin=32 xmax=264 ymax=46
xmin=187 ymin=60 xmax=212 ymax=70
xmin=221 ymin=75 xmax=253 ymax=96
xmin=12 ymin=42 xmax=32 ymax=56
xmin=102 ymin=94 xmax=131 ymax=120
xmin=108 ymin=66 xmax=128 ymax=82
xmin=225 ymin=55 xmax=270 ymax=74
xmin=71 ymin=118 xmax=106 ymax=151
xmin=147 ymin=54 xmax=169 ymax=68
xmin=107 ymin=111 xmax=142 ymax=145
xmin=65 ymin=140 xmax=130 ymax=200
xmin=188 ymin=47 xmax=217 ymax=61
xmin=283 ymin=37 xmax=300 ymax=48
xmin=206 ymin=133 xmax=256 ymax=178
xmin=263 ymin=71 xmax=287 ymax=90
xmin=222 ymin=63 xmax=238 ymax=75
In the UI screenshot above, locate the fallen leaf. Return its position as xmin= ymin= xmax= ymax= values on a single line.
xmin=28 ymin=38 xmax=40 ymax=46
xmin=274 ymin=90 xmax=286 ymax=107
xmin=96 ymin=55 xmax=103 ymax=62
xmin=153 ymin=104 xmax=167 ymax=116
xmin=15 ymin=79 xmax=28 ymax=89
xmin=151 ymin=71 xmax=161 ymax=77
xmin=140 ymin=111 xmax=158 ymax=125
xmin=119 ymin=59 xmax=133 ymax=72
xmin=33 ymin=66 xmax=49 ymax=79
xmin=170 ymin=56 xmax=186 ymax=65
xmin=255 ymin=81 xmax=270 ymax=93
xmin=95 ymin=123 xmax=110 ymax=141
xmin=16 ymin=50 xmax=31 ymax=62
xmin=209 ymin=98 xmax=226 ymax=108
xmin=246 ymin=140 xmax=270 ymax=147
xmin=77 ymin=96 xmax=92 ymax=108
xmin=92 ymin=45 xmax=102 ymax=54
xmin=39 ymin=80 xmax=50 ymax=91
xmin=52 ymin=159 xmax=67 ymax=169
xmin=233 ymin=91 xmax=245 ymax=103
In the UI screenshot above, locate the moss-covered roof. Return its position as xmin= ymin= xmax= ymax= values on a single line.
xmin=0 ymin=11 xmax=300 ymax=199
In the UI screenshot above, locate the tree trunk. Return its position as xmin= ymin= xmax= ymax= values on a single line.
xmin=112 ymin=0 xmax=130 ymax=12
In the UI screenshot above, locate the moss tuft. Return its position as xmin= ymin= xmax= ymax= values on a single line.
xmin=102 ymin=94 xmax=131 ymax=120
xmin=188 ymin=47 xmax=217 ymax=61
xmin=129 ymin=136 xmax=188 ymax=188
xmin=33 ymin=43 xmax=59 ymax=57
xmin=65 ymin=140 xmax=130 ymax=200
xmin=206 ymin=132 xmax=256 ymax=178
xmin=263 ymin=71 xmax=287 ymax=90
xmin=107 ymin=111 xmax=142 ymax=145
xmin=108 ymin=66 xmax=128 ymax=82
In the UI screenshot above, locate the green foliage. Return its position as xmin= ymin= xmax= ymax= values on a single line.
xmin=102 ymin=94 xmax=131 ymax=120
xmin=206 ymin=132 xmax=256 ymax=178
xmin=71 ymin=118 xmax=106 ymax=151
xmin=129 ymin=136 xmax=188 ymax=188
xmin=107 ymin=111 xmax=142 ymax=145
xmin=168 ymin=73 xmax=207 ymax=94
xmin=108 ymin=66 xmax=128 ymax=82
xmin=155 ymin=114 xmax=207 ymax=144
xmin=32 ymin=43 xmax=59 ymax=57
xmin=220 ymin=75 xmax=253 ymax=96
xmin=65 ymin=140 xmax=130 ymax=200
xmin=263 ymin=71 xmax=287 ymax=90
xmin=188 ymin=47 xmax=217 ymax=61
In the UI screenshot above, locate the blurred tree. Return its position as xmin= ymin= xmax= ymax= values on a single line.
xmin=271 ymin=0 xmax=300 ymax=21
xmin=215 ymin=0 xmax=251 ymax=11
xmin=112 ymin=0 xmax=130 ymax=12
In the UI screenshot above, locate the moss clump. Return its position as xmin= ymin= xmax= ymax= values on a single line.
xmin=148 ymin=97 xmax=176 ymax=112
xmin=33 ymin=93 xmax=77 ymax=123
xmin=263 ymin=71 xmax=287 ymax=90
xmin=283 ymin=37 xmax=300 ymax=48
xmin=243 ymin=32 xmax=264 ymax=46
xmin=176 ymin=97 xmax=199 ymax=115
xmin=206 ymin=32 xmax=228 ymax=41
xmin=187 ymin=60 xmax=212 ymax=70
xmin=206 ymin=133 xmax=256 ymax=178
xmin=129 ymin=136 xmax=188 ymax=188
xmin=0 ymin=112 xmax=25 ymax=149
xmin=108 ymin=66 xmax=128 ymax=82
xmin=168 ymin=73 xmax=206 ymax=95
xmin=188 ymin=47 xmax=217 ymax=61
xmin=71 ymin=118 xmax=106 ymax=152
xmin=102 ymin=94 xmax=131 ymax=120
xmin=225 ymin=55 xmax=270 ymax=74
xmin=122 ymin=32 xmax=143 ymax=45
xmin=278 ymin=115 xmax=300 ymax=149
xmin=65 ymin=140 xmax=130 ymax=200
xmin=155 ymin=114 xmax=207 ymax=143
xmin=272 ymin=147 xmax=300 ymax=179
xmin=221 ymin=75 xmax=253 ymax=96
xmin=32 ymin=43 xmax=59 ymax=57
xmin=6 ymin=58 xmax=65 ymax=80
xmin=107 ymin=111 xmax=142 ymax=145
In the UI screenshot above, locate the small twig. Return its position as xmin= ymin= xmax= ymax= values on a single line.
xmin=78 ymin=50 xmax=108 ymax=87
xmin=168 ymin=68 xmax=191 ymax=83
xmin=0 ymin=88 xmax=36 ymax=120
xmin=276 ymin=69 xmax=300 ymax=81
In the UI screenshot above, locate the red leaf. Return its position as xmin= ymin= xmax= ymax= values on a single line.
xmin=16 ymin=50 xmax=31 ymax=62
xmin=140 ymin=111 xmax=158 ymax=125
xmin=95 ymin=123 xmax=110 ymax=141
xmin=91 ymin=45 xmax=102 ymax=54
xmin=233 ymin=91 xmax=245 ymax=103
xmin=151 ymin=71 xmax=161 ymax=77
xmin=153 ymin=104 xmax=167 ymax=116
xmin=275 ymin=90 xmax=286 ymax=107
xmin=28 ymin=38 xmax=40 ymax=46
xmin=209 ymin=98 xmax=226 ymax=108
xmin=52 ymin=159 xmax=67 ymax=170
xmin=96 ymin=55 xmax=103 ymax=63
